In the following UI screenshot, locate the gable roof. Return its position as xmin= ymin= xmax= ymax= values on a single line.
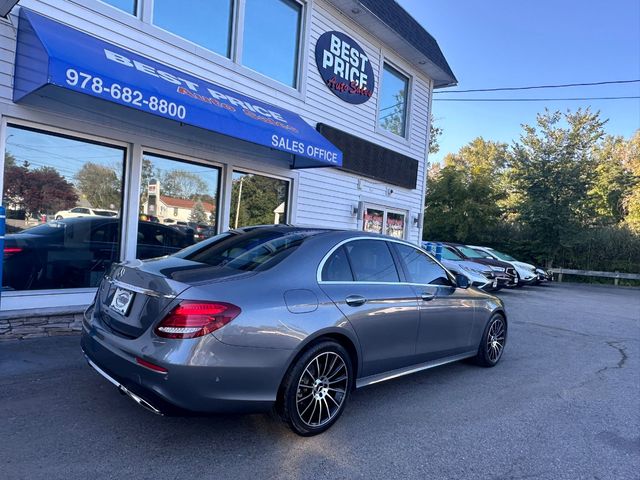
xmin=159 ymin=195 xmax=215 ymax=212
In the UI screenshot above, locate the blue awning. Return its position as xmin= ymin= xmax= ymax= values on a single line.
xmin=13 ymin=8 xmax=342 ymax=169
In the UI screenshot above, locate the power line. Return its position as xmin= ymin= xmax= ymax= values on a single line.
xmin=432 ymin=96 xmax=640 ymax=102
xmin=434 ymin=79 xmax=640 ymax=94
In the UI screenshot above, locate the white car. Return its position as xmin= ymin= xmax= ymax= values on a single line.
xmin=54 ymin=207 xmax=118 ymax=219
xmin=468 ymin=245 xmax=538 ymax=286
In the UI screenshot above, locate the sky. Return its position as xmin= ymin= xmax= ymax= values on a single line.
xmin=397 ymin=0 xmax=640 ymax=163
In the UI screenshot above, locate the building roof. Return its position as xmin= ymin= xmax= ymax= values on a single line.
xmin=327 ymin=0 xmax=457 ymax=88
xmin=159 ymin=195 xmax=215 ymax=212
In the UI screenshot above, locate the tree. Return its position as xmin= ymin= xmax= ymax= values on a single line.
xmin=429 ymin=114 xmax=443 ymax=155
xmin=3 ymin=153 xmax=29 ymax=210
xmin=75 ymin=162 xmax=121 ymax=209
xmin=23 ymin=166 xmax=78 ymax=215
xmin=189 ymin=200 xmax=208 ymax=224
xmin=139 ymin=157 xmax=155 ymax=206
xmin=508 ymin=109 xmax=607 ymax=263
xmin=621 ymin=131 xmax=640 ymax=232
xmin=160 ymin=170 xmax=208 ymax=199
xmin=230 ymin=175 xmax=287 ymax=227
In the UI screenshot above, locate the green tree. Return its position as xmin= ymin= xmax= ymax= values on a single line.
xmin=230 ymin=175 xmax=287 ymax=227
xmin=509 ymin=109 xmax=607 ymax=263
xmin=160 ymin=170 xmax=208 ymax=199
xmin=189 ymin=200 xmax=208 ymax=224
xmin=622 ymin=131 xmax=640 ymax=231
xmin=429 ymin=114 xmax=443 ymax=155
xmin=75 ymin=163 xmax=121 ymax=210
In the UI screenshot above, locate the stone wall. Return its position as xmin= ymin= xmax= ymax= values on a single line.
xmin=0 ymin=308 xmax=84 ymax=340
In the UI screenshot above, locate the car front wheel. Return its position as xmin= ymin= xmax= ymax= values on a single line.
xmin=279 ymin=341 xmax=353 ymax=436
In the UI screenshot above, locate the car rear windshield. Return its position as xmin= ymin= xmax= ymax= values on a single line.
xmin=175 ymin=229 xmax=324 ymax=272
xmin=21 ymin=221 xmax=68 ymax=235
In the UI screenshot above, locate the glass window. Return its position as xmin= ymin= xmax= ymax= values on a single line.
xmin=386 ymin=212 xmax=405 ymax=238
xmin=457 ymin=245 xmax=486 ymax=259
xmin=2 ymin=125 xmax=125 ymax=290
xmin=344 ymin=240 xmax=399 ymax=282
xmin=378 ymin=63 xmax=409 ymax=137
xmin=242 ymin=0 xmax=302 ymax=87
xmin=153 ymin=0 xmax=233 ymax=58
xmin=139 ymin=153 xmax=220 ymax=251
xmin=230 ymin=171 xmax=289 ymax=228
xmin=101 ymin=0 xmax=137 ymax=15
xmin=395 ymin=244 xmax=450 ymax=285
xmin=363 ymin=208 xmax=384 ymax=234
xmin=441 ymin=246 xmax=463 ymax=261
xmin=321 ymin=246 xmax=353 ymax=281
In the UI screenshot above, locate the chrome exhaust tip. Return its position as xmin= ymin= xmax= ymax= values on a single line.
xmin=119 ymin=386 xmax=164 ymax=416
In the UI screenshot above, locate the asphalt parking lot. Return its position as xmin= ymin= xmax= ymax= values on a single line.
xmin=1 ymin=283 xmax=639 ymax=480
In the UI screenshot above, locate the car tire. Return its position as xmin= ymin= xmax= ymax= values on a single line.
xmin=473 ymin=313 xmax=507 ymax=368
xmin=55 ymin=215 xmax=63 ymax=220
xmin=279 ymin=341 xmax=353 ymax=436
xmin=514 ymin=272 xmax=524 ymax=288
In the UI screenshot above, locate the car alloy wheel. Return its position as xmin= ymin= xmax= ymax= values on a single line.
xmin=280 ymin=341 xmax=353 ymax=436
xmin=474 ymin=314 xmax=507 ymax=367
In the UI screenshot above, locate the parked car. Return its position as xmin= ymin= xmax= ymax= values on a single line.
xmin=54 ymin=207 xmax=118 ymax=219
xmin=2 ymin=217 xmax=194 ymax=290
xmin=439 ymin=242 xmax=518 ymax=288
xmin=468 ymin=246 xmax=538 ymax=286
xmin=82 ymin=226 xmax=508 ymax=436
xmin=422 ymin=242 xmax=500 ymax=291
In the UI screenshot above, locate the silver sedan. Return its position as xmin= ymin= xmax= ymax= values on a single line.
xmin=81 ymin=226 xmax=507 ymax=436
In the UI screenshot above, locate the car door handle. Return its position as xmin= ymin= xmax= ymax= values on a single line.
xmin=345 ymin=295 xmax=367 ymax=307
xmin=421 ymin=291 xmax=435 ymax=301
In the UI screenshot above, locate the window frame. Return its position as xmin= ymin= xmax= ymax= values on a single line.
xmin=317 ymin=237 xmax=455 ymax=286
xmin=83 ymin=0 xmax=309 ymax=97
xmin=375 ymin=59 xmax=413 ymax=142
xmin=1 ymin=120 xmax=129 ymax=293
xmin=229 ymin=168 xmax=292 ymax=229
xmin=361 ymin=202 xmax=408 ymax=240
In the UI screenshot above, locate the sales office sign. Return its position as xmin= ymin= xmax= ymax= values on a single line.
xmin=315 ymin=31 xmax=375 ymax=105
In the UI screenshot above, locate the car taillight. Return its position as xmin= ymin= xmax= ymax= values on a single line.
xmin=155 ymin=301 xmax=241 ymax=339
xmin=3 ymin=247 xmax=22 ymax=258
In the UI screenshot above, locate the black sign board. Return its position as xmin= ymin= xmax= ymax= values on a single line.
xmin=315 ymin=31 xmax=375 ymax=105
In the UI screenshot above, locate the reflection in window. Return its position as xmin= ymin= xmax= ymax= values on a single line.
xmin=153 ymin=0 xmax=233 ymax=58
xmin=243 ymin=0 xmax=302 ymax=87
xmin=139 ymin=153 xmax=220 ymax=249
xmin=101 ymin=0 xmax=137 ymax=15
xmin=378 ymin=63 xmax=409 ymax=137
xmin=396 ymin=244 xmax=450 ymax=285
xmin=230 ymin=171 xmax=289 ymax=228
xmin=2 ymin=125 xmax=125 ymax=290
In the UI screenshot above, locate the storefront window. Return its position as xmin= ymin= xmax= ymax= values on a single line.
xmin=230 ymin=171 xmax=289 ymax=228
xmin=378 ymin=63 xmax=409 ymax=137
xmin=363 ymin=208 xmax=384 ymax=234
xmin=242 ymin=0 xmax=302 ymax=87
xmin=138 ymin=153 xmax=220 ymax=252
xmin=101 ymin=0 xmax=137 ymax=15
xmin=386 ymin=212 xmax=406 ymax=238
xmin=152 ymin=0 xmax=233 ymax=58
xmin=2 ymin=125 xmax=125 ymax=290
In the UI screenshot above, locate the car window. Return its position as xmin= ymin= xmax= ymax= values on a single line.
xmin=457 ymin=245 xmax=485 ymax=259
xmin=343 ymin=240 xmax=399 ymax=282
xmin=71 ymin=207 xmax=83 ymax=213
xmin=321 ymin=246 xmax=353 ymax=281
xmin=395 ymin=244 xmax=451 ymax=285
xmin=441 ymin=247 xmax=462 ymax=261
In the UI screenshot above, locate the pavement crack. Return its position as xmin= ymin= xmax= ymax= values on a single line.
xmin=596 ymin=341 xmax=629 ymax=375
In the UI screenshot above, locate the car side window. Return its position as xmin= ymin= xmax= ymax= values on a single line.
xmin=395 ymin=244 xmax=451 ymax=285
xmin=321 ymin=246 xmax=353 ymax=281
xmin=343 ymin=240 xmax=399 ymax=282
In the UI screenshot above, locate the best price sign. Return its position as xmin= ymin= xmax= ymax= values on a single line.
xmin=315 ymin=31 xmax=375 ymax=105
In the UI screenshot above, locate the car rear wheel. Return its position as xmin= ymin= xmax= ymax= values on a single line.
xmin=55 ymin=215 xmax=63 ymax=220
xmin=474 ymin=314 xmax=507 ymax=367
xmin=279 ymin=341 xmax=353 ymax=436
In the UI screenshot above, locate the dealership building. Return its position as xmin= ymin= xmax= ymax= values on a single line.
xmin=0 ymin=0 xmax=455 ymax=320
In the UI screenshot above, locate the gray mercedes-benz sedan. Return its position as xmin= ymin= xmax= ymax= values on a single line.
xmin=81 ymin=226 xmax=507 ymax=436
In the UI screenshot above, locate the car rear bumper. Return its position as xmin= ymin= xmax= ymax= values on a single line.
xmin=81 ymin=309 xmax=293 ymax=415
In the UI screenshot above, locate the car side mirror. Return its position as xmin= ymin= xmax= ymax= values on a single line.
xmin=455 ymin=273 xmax=470 ymax=289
